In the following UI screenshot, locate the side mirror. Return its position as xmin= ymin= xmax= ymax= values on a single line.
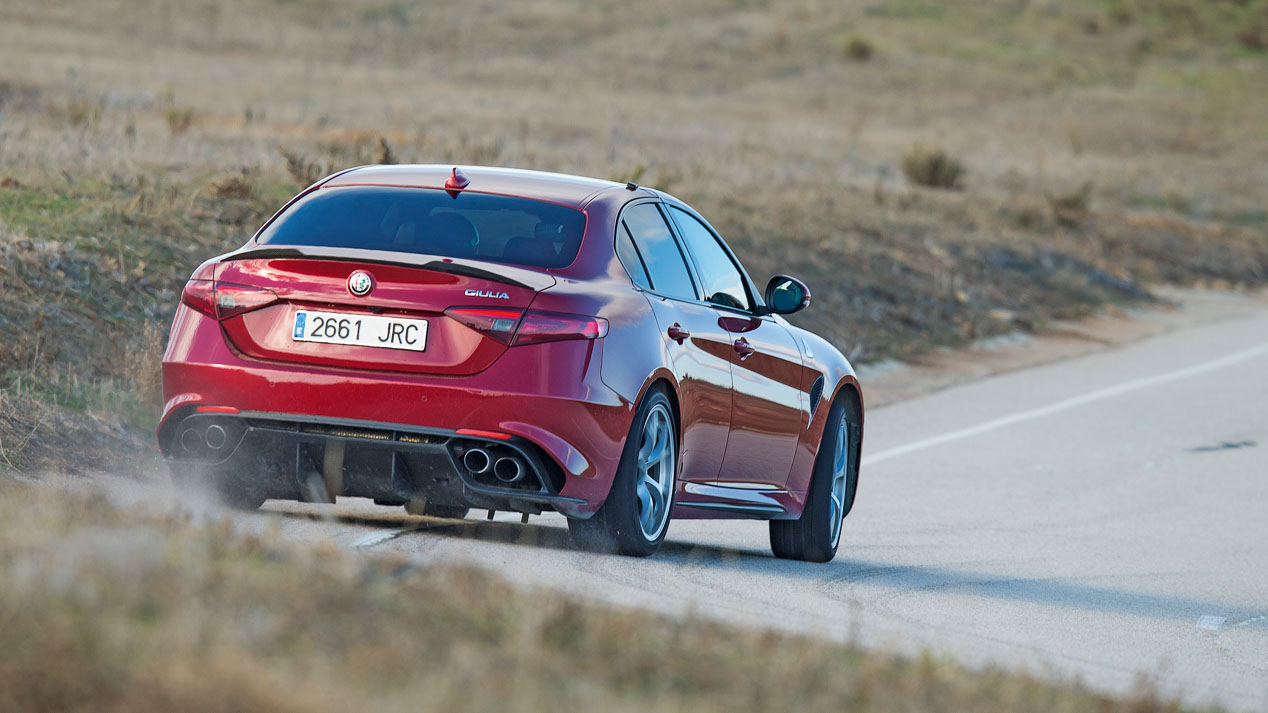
xmin=763 ymin=275 xmax=811 ymax=315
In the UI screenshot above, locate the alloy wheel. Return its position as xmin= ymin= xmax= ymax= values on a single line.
xmin=828 ymin=418 xmax=849 ymax=547
xmin=635 ymin=402 xmax=675 ymax=541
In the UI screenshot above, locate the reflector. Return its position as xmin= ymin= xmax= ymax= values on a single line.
xmin=445 ymin=307 xmax=524 ymax=345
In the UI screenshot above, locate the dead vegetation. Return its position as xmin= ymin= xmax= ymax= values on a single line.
xmin=0 ymin=0 xmax=1265 ymax=465
xmin=0 ymin=3 xmax=1263 ymax=707
xmin=901 ymin=146 xmax=967 ymax=190
xmin=0 ymin=178 xmax=287 ymax=472
xmin=844 ymin=35 xmax=875 ymax=61
xmin=277 ymin=147 xmax=330 ymax=187
xmin=206 ymin=172 xmax=254 ymax=200
xmin=164 ymin=107 xmax=196 ymax=136
xmin=0 ymin=480 xmax=1206 ymax=713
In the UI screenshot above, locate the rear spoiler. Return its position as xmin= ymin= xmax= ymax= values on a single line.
xmin=218 ymin=245 xmax=555 ymax=292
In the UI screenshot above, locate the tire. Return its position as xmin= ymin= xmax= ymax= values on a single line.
xmin=770 ymin=398 xmax=859 ymax=563
xmin=404 ymin=498 xmax=470 ymax=519
xmin=170 ymin=464 xmax=266 ymax=511
xmin=569 ymin=388 xmax=677 ymax=557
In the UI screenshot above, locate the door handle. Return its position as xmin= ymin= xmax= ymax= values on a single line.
xmin=733 ymin=337 xmax=755 ymax=359
xmin=667 ymin=324 xmax=691 ymax=344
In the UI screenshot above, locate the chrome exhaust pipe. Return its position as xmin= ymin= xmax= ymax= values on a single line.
xmin=494 ymin=456 xmax=525 ymax=484
xmin=179 ymin=428 xmax=202 ymax=453
xmin=463 ymin=448 xmax=492 ymax=474
xmin=204 ymin=424 xmax=228 ymax=450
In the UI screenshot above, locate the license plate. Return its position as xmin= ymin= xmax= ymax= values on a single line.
xmin=291 ymin=310 xmax=428 ymax=352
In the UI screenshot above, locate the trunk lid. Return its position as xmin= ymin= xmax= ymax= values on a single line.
xmin=215 ymin=249 xmax=553 ymax=375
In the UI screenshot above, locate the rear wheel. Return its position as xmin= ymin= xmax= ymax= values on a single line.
xmin=569 ymin=388 xmax=676 ymax=557
xmin=770 ymin=398 xmax=858 ymax=562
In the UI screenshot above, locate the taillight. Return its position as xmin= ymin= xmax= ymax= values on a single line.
xmin=181 ymin=280 xmax=216 ymax=316
xmin=214 ymin=283 xmax=278 ymax=318
xmin=180 ymin=281 xmax=278 ymax=320
xmin=445 ymin=307 xmax=524 ymax=345
xmin=512 ymin=310 xmax=608 ymax=346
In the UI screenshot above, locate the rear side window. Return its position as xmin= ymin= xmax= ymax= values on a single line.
xmin=256 ymin=186 xmax=586 ymax=269
xmin=615 ymin=224 xmax=652 ymax=290
xmin=621 ymin=203 xmax=696 ymax=301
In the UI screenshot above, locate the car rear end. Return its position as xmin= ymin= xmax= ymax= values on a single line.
xmin=158 ymin=171 xmax=627 ymax=516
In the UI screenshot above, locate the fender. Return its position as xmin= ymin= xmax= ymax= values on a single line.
xmin=781 ymin=327 xmax=864 ymax=501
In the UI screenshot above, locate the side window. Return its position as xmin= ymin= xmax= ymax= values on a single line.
xmin=622 ymin=203 xmax=697 ymax=301
xmin=667 ymin=206 xmax=751 ymax=312
xmin=615 ymin=223 xmax=652 ymax=290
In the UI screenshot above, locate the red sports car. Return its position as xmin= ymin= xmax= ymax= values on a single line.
xmin=159 ymin=165 xmax=863 ymax=561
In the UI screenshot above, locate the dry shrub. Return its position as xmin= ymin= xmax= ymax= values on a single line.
xmin=62 ymin=96 xmax=103 ymax=128
xmin=844 ymin=35 xmax=875 ymax=61
xmin=1007 ymin=195 xmax=1053 ymax=230
xmin=123 ymin=322 xmax=165 ymax=417
xmin=1237 ymin=24 xmax=1267 ymax=52
xmin=277 ymin=147 xmax=330 ymax=187
xmin=206 ymin=172 xmax=254 ymax=200
xmin=165 ymin=107 xmax=196 ymax=136
xmin=375 ymin=136 xmax=397 ymax=165
xmin=902 ymin=146 xmax=966 ymax=190
xmin=0 ymin=393 xmax=44 ymax=470
xmin=1047 ymin=180 xmax=1094 ymax=226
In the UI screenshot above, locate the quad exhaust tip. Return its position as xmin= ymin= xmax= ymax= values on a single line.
xmin=180 ymin=428 xmax=202 ymax=453
xmin=179 ymin=422 xmax=231 ymax=454
xmin=463 ymin=448 xmax=492 ymax=474
xmin=494 ymin=456 xmax=525 ymax=484
xmin=205 ymin=424 xmax=228 ymax=450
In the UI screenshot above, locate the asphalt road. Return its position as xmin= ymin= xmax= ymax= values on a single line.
xmin=202 ymin=306 xmax=1268 ymax=710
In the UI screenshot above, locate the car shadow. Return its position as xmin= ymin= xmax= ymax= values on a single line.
xmin=266 ymin=505 xmax=581 ymax=552
xmin=656 ymin=542 xmax=1266 ymax=625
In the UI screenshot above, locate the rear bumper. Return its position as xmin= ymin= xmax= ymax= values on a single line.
xmin=162 ymin=411 xmax=590 ymax=516
xmin=159 ymin=309 xmax=633 ymax=516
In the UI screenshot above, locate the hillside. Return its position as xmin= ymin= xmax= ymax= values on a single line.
xmin=1 ymin=0 xmax=1266 ymax=467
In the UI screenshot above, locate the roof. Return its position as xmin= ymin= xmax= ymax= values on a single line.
xmin=321 ymin=165 xmax=626 ymax=209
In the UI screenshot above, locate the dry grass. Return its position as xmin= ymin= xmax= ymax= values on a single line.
xmin=0 ymin=179 xmax=290 ymax=472
xmin=164 ymin=107 xmax=196 ymax=136
xmin=206 ymin=172 xmax=254 ymax=199
xmin=0 ymin=3 xmax=1261 ymax=705
xmin=277 ymin=147 xmax=330 ymax=188
xmin=902 ymin=145 xmax=967 ymax=190
xmin=844 ymin=35 xmax=876 ymax=61
xmin=0 ymin=0 xmax=1266 ymax=469
xmin=0 ymin=479 xmax=1206 ymax=713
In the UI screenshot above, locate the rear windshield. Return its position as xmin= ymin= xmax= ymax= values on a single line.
xmin=256 ymin=186 xmax=586 ymax=269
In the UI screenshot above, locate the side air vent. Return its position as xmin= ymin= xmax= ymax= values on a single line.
xmin=808 ymin=374 xmax=825 ymax=417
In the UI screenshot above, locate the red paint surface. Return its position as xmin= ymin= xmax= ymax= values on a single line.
xmin=160 ymin=166 xmax=862 ymax=519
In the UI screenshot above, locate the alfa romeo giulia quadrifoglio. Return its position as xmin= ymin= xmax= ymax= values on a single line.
xmin=159 ymin=165 xmax=863 ymax=561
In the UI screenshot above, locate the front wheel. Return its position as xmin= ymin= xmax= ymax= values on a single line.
xmin=770 ymin=398 xmax=858 ymax=562
xmin=569 ymin=389 xmax=677 ymax=557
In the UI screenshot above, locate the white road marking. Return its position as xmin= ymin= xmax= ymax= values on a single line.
xmin=352 ymin=528 xmax=412 ymax=549
xmin=864 ymin=340 xmax=1268 ymax=467
xmin=1230 ymin=615 xmax=1267 ymax=629
xmin=1197 ymin=615 xmax=1227 ymax=631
